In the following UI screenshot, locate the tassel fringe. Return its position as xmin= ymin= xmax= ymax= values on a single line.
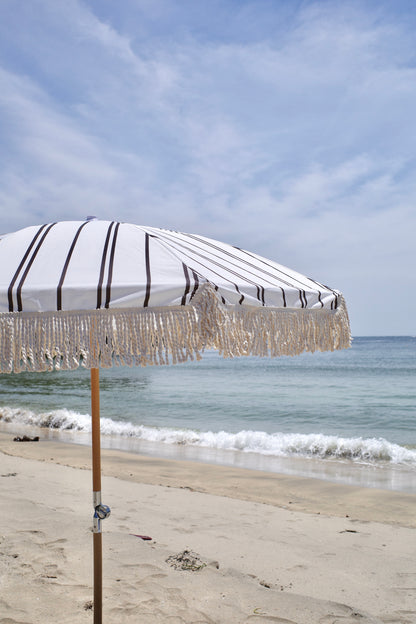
xmin=0 ymin=284 xmax=351 ymax=373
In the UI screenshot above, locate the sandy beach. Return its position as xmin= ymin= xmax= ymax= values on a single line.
xmin=1 ymin=432 xmax=415 ymax=624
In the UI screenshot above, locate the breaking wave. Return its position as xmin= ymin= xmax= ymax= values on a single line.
xmin=1 ymin=405 xmax=415 ymax=466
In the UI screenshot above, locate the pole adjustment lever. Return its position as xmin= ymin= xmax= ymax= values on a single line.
xmin=93 ymin=491 xmax=111 ymax=533
xmin=94 ymin=504 xmax=111 ymax=520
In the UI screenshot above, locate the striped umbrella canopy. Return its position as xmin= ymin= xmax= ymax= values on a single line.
xmin=0 ymin=219 xmax=351 ymax=623
xmin=0 ymin=219 xmax=350 ymax=372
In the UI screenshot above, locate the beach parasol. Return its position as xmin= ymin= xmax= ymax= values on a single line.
xmin=0 ymin=218 xmax=351 ymax=622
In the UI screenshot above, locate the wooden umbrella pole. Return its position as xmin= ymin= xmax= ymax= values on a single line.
xmin=91 ymin=367 xmax=108 ymax=624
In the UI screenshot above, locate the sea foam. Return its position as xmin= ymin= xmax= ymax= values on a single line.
xmin=1 ymin=405 xmax=415 ymax=466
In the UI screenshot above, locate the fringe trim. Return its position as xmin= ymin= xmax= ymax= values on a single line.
xmin=0 ymin=284 xmax=351 ymax=373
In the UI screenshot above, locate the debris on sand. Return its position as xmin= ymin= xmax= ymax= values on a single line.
xmin=166 ymin=550 xmax=207 ymax=571
xmin=13 ymin=436 xmax=39 ymax=442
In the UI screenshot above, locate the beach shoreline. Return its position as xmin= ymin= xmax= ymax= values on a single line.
xmin=1 ymin=431 xmax=415 ymax=527
xmin=1 ymin=432 xmax=416 ymax=623
xmin=1 ymin=419 xmax=416 ymax=495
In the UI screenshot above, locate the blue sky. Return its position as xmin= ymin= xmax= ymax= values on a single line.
xmin=0 ymin=0 xmax=415 ymax=336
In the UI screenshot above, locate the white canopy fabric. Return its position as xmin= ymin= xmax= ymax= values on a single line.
xmin=0 ymin=219 xmax=351 ymax=372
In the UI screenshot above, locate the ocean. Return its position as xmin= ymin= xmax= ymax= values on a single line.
xmin=0 ymin=336 xmax=415 ymax=493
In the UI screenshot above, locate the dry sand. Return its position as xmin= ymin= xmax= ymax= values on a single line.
xmin=0 ymin=432 xmax=415 ymax=624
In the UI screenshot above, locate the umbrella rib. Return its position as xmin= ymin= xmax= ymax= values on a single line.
xmin=16 ymin=223 xmax=57 ymax=312
xmin=57 ymin=221 xmax=90 ymax=311
xmin=143 ymin=232 xmax=151 ymax=308
xmin=96 ymin=221 xmax=115 ymax=309
xmin=181 ymin=263 xmax=191 ymax=305
xmin=189 ymin=270 xmax=200 ymax=301
xmin=104 ymin=222 xmax=120 ymax=308
xmin=7 ymin=223 xmax=48 ymax=312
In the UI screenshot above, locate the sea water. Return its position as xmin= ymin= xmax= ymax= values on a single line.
xmin=0 ymin=336 xmax=415 ymax=492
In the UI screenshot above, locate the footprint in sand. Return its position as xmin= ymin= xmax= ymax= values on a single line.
xmin=318 ymin=604 xmax=379 ymax=623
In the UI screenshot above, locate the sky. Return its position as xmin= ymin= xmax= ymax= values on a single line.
xmin=0 ymin=0 xmax=415 ymax=336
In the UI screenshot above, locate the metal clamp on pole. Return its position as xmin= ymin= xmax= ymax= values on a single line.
xmin=93 ymin=491 xmax=111 ymax=533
